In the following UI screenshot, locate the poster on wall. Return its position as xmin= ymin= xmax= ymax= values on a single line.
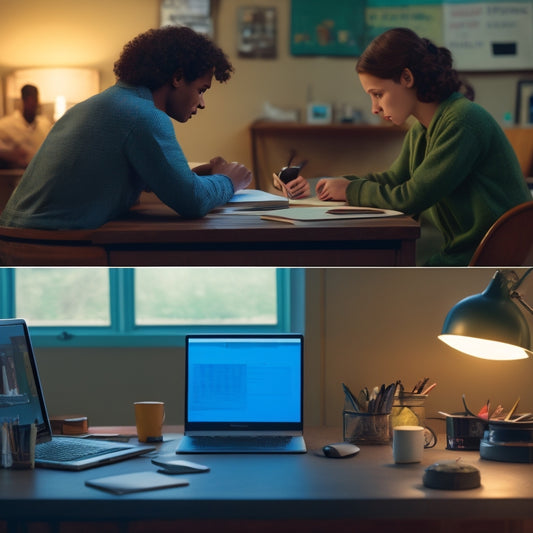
xmin=365 ymin=1 xmax=444 ymax=44
xmin=290 ymin=0 xmax=533 ymax=70
xmin=443 ymin=2 xmax=533 ymax=70
xmin=237 ymin=7 xmax=277 ymax=59
xmin=516 ymin=80 xmax=533 ymax=125
xmin=290 ymin=0 xmax=366 ymax=56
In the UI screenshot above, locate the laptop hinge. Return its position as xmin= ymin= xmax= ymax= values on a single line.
xmin=185 ymin=430 xmax=301 ymax=437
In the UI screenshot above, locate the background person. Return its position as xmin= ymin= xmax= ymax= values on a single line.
xmin=0 ymin=26 xmax=252 ymax=230
xmin=0 ymin=84 xmax=52 ymax=168
xmin=315 ymin=28 xmax=531 ymax=266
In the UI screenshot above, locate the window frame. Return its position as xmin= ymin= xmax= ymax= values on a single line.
xmin=0 ymin=268 xmax=305 ymax=347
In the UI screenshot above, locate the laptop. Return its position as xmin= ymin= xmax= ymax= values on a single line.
xmin=0 ymin=318 xmax=155 ymax=470
xmin=176 ymin=334 xmax=306 ymax=454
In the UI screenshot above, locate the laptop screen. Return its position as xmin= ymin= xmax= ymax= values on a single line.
xmin=0 ymin=319 xmax=52 ymax=444
xmin=185 ymin=334 xmax=303 ymax=431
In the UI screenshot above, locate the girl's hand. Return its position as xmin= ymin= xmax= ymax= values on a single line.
xmin=315 ymin=177 xmax=350 ymax=201
xmin=284 ymin=176 xmax=310 ymax=199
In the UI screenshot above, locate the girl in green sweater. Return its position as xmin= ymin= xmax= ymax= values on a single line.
xmin=316 ymin=28 xmax=531 ymax=266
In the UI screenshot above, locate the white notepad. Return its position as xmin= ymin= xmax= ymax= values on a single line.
xmin=85 ymin=471 xmax=189 ymax=495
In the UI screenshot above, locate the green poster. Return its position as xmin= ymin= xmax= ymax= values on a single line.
xmin=291 ymin=0 xmax=367 ymax=56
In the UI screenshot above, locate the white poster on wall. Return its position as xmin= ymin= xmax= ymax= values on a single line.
xmin=443 ymin=2 xmax=533 ymax=70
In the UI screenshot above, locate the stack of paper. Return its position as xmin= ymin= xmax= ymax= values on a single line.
xmin=221 ymin=189 xmax=289 ymax=211
xmin=259 ymin=206 xmax=402 ymax=223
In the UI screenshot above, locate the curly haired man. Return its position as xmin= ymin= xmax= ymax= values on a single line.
xmin=0 ymin=26 xmax=252 ymax=230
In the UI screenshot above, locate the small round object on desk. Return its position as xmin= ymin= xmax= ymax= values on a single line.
xmin=423 ymin=461 xmax=481 ymax=490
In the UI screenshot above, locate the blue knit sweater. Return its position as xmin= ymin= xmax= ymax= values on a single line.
xmin=0 ymin=82 xmax=234 ymax=229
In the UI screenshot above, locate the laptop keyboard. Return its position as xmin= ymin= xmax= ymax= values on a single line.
xmin=189 ymin=436 xmax=293 ymax=450
xmin=36 ymin=439 xmax=127 ymax=462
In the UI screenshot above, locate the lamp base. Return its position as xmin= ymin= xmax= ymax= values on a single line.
xmin=480 ymin=420 xmax=533 ymax=463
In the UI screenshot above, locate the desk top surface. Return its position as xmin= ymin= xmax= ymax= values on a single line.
xmin=1 ymin=426 xmax=533 ymax=523
xmin=92 ymin=201 xmax=420 ymax=245
xmin=0 ymin=196 xmax=420 ymax=245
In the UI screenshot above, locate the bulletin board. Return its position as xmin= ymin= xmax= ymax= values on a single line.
xmin=291 ymin=0 xmax=533 ymax=71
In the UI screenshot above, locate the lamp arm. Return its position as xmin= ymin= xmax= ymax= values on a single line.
xmin=511 ymin=292 xmax=533 ymax=316
xmin=509 ymin=267 xmax=533 ymax=292
xmin=509 ymin=267 xmax=533 ymax=317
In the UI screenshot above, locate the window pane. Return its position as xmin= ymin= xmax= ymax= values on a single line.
xmin=15 ymin=268 xmax=110 ymax=326
xmin=134 ymin=268 xmax=278 ymax=325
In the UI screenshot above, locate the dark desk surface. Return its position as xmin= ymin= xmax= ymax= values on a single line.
xmin=1 ymin=426 xmax=533 ymax=533
xmin=0 ymin=199 xmax=420 ymax=266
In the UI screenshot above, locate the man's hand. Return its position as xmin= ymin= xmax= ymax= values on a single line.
xmin=207 ymin=156 xmax=252 ymax=192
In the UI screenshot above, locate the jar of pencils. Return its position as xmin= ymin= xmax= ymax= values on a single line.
xmin=390 ymin=392 xmax=427 ymax=429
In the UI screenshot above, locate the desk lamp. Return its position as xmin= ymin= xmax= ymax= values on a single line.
xmin=439 ymin=269 xmax=533 ymax=361
xmin=439 ymin=269 xmax=533 ymax=462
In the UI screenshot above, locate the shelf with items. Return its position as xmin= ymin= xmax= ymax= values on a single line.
xmin=249 ymin=121 xmax=407 ymax=192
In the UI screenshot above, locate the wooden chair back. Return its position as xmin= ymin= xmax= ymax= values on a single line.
xmin=0 ymin=226 xmax=108 ymax=266
xmin=469 ymin=201 xmax=533 ymax=266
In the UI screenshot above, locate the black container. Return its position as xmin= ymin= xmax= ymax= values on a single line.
xmin=446 ymin=414 xmax=488 ymax=450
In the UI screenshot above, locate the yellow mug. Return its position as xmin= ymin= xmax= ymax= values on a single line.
xmin=134 ymin=401 xmax=165 ymax=443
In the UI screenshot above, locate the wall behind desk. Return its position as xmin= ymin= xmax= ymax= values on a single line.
xmin=34 ymin=269 xmax=533 ymax=429
xmin=0 ymin=0 xmax=527 ymax=183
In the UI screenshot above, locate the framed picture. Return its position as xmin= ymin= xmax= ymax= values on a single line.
xmin=515 ymin=80 xmax=533 ymax=125
xmin=160 ymin=0 xmax=213 ymax=36
xmin=306 ymin=102 xmax=332 ymax=124
xmin=237 ymin=7 xmax=277 ymax=59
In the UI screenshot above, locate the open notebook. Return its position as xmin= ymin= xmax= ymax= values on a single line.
xmin=0 ymin=318 xmax=155 ymax=470
xmin=176 ymin=334 xmax=306 ymax=454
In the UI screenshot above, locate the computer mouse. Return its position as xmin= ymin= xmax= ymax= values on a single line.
xmin=322 ymin=442 xmax=360 ymax=458
xmin=151 ymin=456 xmax=210 ymax=474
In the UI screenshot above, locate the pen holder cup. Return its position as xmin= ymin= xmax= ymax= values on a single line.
xmin=390 ymin=393 xmax=427 ymax=430
xmin=1 ymin=423 xmax=36 ymax=470
xmin=343 ymin=411 xmax=390 ymax=445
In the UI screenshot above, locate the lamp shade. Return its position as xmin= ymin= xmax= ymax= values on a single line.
xmin=5 ymin=68 xmax=100 ymax=121
xmin=439 ymin=271 xmax=532 ymax=360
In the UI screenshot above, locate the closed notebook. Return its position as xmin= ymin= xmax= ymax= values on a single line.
xmin=85 ymin=471 xmax=189 ymax=494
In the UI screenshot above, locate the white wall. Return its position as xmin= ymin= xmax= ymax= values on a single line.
xmin=0 ymin=0 xmax=528 ymax=175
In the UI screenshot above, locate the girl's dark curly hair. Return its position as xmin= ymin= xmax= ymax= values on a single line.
xmin=356 ymin=28 xmax=474 ymax=102
xmin=114 ymin=26 xmax=234 ymax=90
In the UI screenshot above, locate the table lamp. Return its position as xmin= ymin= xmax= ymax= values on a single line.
xmin=5 ymin=68 xmax=100 ymax=122
xmin=439 ymin=269 xmax=533 ymax=462
xmin=438 ymin=269 xmax=533 ymax=361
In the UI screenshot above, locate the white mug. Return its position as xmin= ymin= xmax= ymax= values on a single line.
xmin=393 ymin=425 xmax=425 ymax=463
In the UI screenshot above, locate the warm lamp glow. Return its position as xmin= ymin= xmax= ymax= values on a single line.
xmin=439 ymin=270 xmax=532 ymax=361
xmin=438 ymin=334 xmax=530 ymax=361
xmin=5 ymin=68 xmax=99 ymax=120
xmin=54 ymin=95 xmax=67 ymax=121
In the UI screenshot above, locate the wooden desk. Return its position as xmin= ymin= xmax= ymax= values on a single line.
xmin=250 ymin=121 xmax=406 ymax=192
xmin=1 ymin=426 xmax=533 ymax=533
xmin=0 ymin=200 xmax=420 ymax=267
